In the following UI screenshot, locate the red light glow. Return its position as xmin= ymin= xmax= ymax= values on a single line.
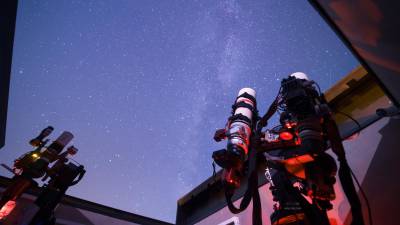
xmin=279 ymin=131 xmax=293 ymax=141
xmin=0 ymin=200 xmax=16 ymax=220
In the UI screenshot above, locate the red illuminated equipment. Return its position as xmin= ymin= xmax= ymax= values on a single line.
xmin=0 ymin=126 xmax=84 ymax=225
xmin=178 ymin=2 xmax=400 ymax=220
xmin=212 ymin=88 xmax=257 ymax=189
xmin=0 ymin=128 xmax=74 ymax=211
xmin=279 ymin=131 xmax=294 ymax=141
xmin=222 ymin=168 xmax=240 ymax=189
xmin=0 ymin=200 xmax=16 ymax=220
xmin=210 ymin=71 xmax=367 ymax=225
xmin=0 ymin=176 xmax=32 ymax=209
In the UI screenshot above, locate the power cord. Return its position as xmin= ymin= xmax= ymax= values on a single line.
xmin=334 ymin=110 xmax=373 ymax=225
xmin=349 ymin=166 xmax=373 ymax=225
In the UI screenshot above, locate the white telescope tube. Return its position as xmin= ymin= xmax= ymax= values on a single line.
xmin=227 ymin=88 xmax=256 ymax=158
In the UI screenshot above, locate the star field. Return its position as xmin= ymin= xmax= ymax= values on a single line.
xmin=0 ymin=0 xmax=358 ymax=222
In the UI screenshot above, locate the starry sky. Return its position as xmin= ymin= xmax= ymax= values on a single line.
xmin=0 ymin=0 xmax=359 ymax=223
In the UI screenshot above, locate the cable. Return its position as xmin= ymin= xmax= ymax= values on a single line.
xmin=69 ymin=158 xmax=82 ymax=166
xmin=349 ymin=166 xmax=373 ymax=225
xmin=314 ymin=82 xmax=322 ymax=96
xmin=334 ymin=111 xmax=362 ymax=139
xmin=335 ymin=111 xmax=361 ymax=130
xmin=332 ymin=110 xmax=372 ymax=224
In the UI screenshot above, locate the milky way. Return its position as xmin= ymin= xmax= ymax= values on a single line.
xmin=1 ymin=0 xmax=358 ymax=222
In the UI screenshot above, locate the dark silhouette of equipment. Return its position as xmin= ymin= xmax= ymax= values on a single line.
xmin=376 ymin=106 xmax=400 ymax=117
xmin=29 ymin=126 xmax=54 ymax=147
xmin=0 ymin=127 xmax=85 ymax=224
xmin=29 ymin=162 xmax=85 ymax=225
xmin=213 ymin=73 xmax=366 ymax=225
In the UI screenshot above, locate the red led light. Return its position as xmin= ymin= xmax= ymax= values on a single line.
xmin=279 ymin=131 xmax=293 ymax=141
xmin=284 ymin=122 xmax=297 ymax=129
xmin=0 ymin=200 xmax=16 ymax=219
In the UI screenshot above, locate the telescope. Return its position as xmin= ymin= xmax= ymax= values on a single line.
xmin=0 ymin=127 xmax=85 ymax=225
xmin=213 ymin=73 xmax=366 ymax=225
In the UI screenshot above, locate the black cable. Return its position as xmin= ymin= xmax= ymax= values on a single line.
xmin=69 ymin=158 xmax=82 ymax=166
xmin=332 ymin=111 xmax=372 ymax=225
xmin=335 ymin=110 xmax=362 ymax=138
xmin=349 ymin=166 xmax=373 ymax=225
xmin=314 ymin=81 xmax=322 ymax=96
xmin=335 ymin=111 xmax=361 ymax=129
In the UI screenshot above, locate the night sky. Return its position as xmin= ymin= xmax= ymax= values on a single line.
xmin=1 ymin=0 xmax=358 ymax=222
